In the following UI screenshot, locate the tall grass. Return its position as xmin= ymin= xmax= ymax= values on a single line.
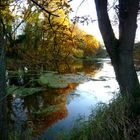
xmin=56 ymin=96 xmax=140 ymax=140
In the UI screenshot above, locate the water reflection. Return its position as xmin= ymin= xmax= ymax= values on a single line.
xmin=8 ymin=83 xmax=78 ymax=136
xmin=43 ymin=60 xmax=118 ymax=140
xmin=8 ymin=59 xmax=117 ymax=139
xmin=11 ymin=97 xmax=28 ymax=126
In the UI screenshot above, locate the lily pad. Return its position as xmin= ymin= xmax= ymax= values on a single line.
xmin=38 ymin=72 xmax=88 ymax=88
xmin=38 ymin=73 xmax=68 ymax=88
xmin=7 ymin=86 xmax=44 ymax=97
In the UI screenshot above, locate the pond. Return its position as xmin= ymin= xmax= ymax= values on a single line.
xmin=7 ymin=58 xmax=140 ymax=139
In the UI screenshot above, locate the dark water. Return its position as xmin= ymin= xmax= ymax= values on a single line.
xmin=7 ymin=59 xmax=140 ymax=139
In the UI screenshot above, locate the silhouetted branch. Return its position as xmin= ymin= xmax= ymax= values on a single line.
xmin=30 ymin=0 xmax=59 ymax=17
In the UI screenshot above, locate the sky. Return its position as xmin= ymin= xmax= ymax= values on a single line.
xmin=69 ymin=0 xmax=140 ymax=43
xmin=69 ymin=0 xmax=102 ymax=41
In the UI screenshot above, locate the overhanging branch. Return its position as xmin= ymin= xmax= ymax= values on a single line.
xmin=30 ymin=0 xmax=59 ymax=17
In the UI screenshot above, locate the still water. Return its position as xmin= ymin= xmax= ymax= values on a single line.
xmin=8 ymin=59 xmax=128 ymax=139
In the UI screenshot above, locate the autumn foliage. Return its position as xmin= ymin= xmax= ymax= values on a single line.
xmin=4 ymin=0 xmax=100 ymax=67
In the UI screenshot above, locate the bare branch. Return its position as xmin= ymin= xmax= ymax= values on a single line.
xmin=30 ymin=0 xmax=59 ymax=17
xmin=11 ymin=10 xmax=32 ymax=34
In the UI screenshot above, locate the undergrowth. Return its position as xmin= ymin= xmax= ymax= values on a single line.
xmin=55 ymin=96 xmax=140 ymax=140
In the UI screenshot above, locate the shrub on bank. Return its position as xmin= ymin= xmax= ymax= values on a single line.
xmin=56 ymin=96 xmax=140 ymax=140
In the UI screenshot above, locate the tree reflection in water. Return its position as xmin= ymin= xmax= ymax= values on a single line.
xmin=9 ymin=83 xmax=78 ymax=137
xmin=7 ymin=60 xmax=102 ymax=138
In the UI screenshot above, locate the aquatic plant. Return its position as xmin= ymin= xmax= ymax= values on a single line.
xmin=7 ymin=86 xmax=44 ymax=97
xmin=38 ymin=72 xmax=88 ymax=88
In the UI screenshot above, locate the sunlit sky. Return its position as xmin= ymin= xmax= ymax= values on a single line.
xmin=69 ymin=0 xmax=140 ymax=43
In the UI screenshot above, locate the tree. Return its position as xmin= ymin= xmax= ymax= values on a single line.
xmin=94 ymin=0 xmax=140 ymax=97
xmin=83 ymin=34 xmax=99 ymax=57
xmin=0 ymin=2 xmax=8 ymax=140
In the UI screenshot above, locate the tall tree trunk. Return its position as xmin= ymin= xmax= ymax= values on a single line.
xmin=0 ymin=15 xmax=8 ymax=140
xmin=118 ymin=0 xmax=140 ymax=97
xmin=94 ymin=0 xmax=140 ymax=97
